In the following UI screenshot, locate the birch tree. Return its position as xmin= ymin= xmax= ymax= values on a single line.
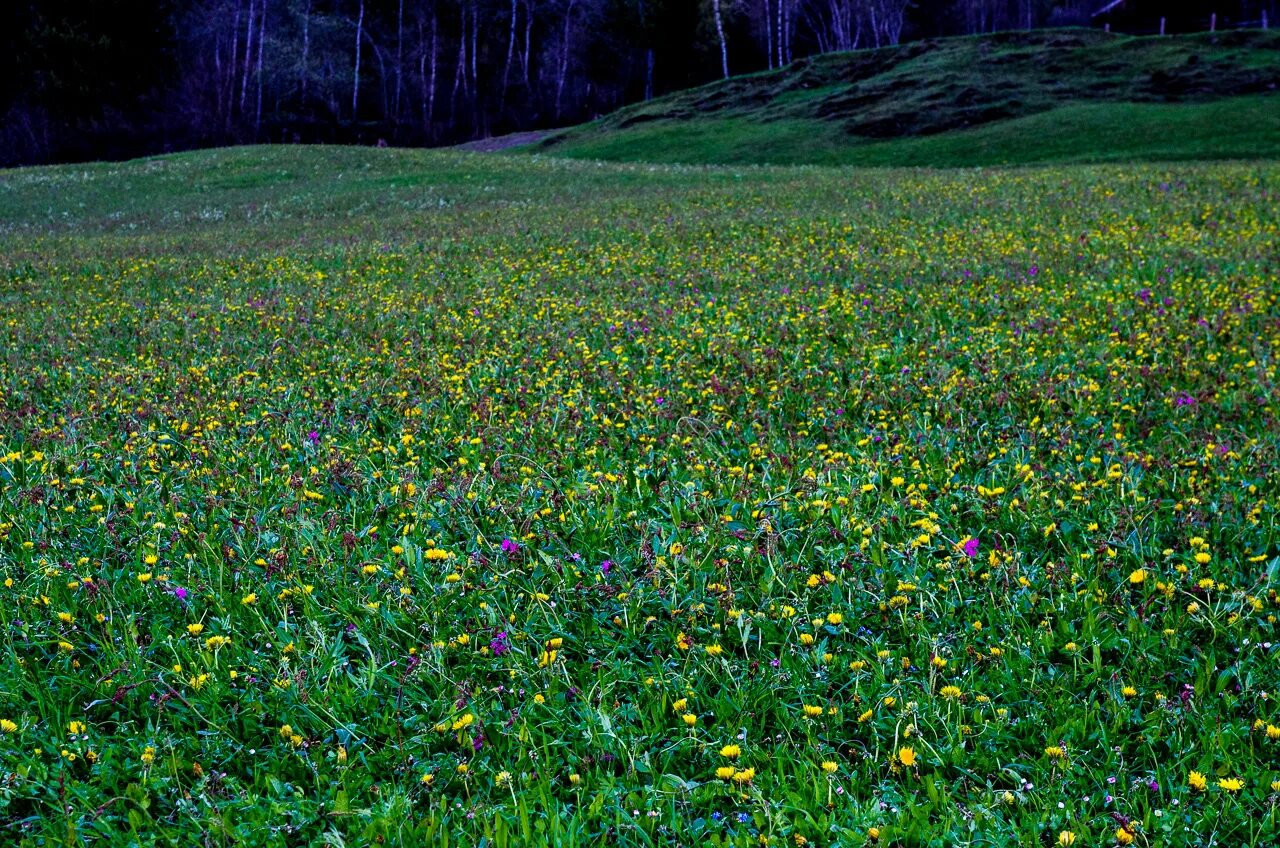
xmin=712 ymin=0 xmax=729 ymax=79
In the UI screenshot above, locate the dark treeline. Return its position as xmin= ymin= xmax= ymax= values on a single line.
xmin=2 ymin=0 xmax=1274 ymax=166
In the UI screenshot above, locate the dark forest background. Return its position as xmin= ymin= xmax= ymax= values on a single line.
xmin=2 ymin=0 xmax=1275 ymax=166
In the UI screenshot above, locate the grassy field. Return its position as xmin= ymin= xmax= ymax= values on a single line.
xmin=527 ymin=28 xmax=1280 ymax=167
xmin=1 ymin=146 xmax=1279 ymax=846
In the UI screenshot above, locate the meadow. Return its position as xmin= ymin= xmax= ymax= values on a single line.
xmin=0 ymin=147 xmax=1278 ymax=846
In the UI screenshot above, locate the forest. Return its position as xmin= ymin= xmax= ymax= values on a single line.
xmin=2 ymin=0 xmax=1274 ymax=166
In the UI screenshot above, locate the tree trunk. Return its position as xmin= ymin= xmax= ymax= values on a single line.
xmin=451 ymin=6 xmax=467 ymax=125
xmin=712 ymin=0 xmax=729 ymax=79
xmin=429 ymin=11 xmax=438 ymax=129
xmin=763 ymin=0 xmax=773 ymax=69
xmin=471 ymin=2 xmax=478 ymax=88
xmin=226 ymin=0 xmax=242 ymax=129
xmin=777 ymin=0 xmax=787 ymax=66
xmin=501 ymin=0 xmax=517 ymax=111
xmin=213 ymin=33 xmax=224 ymax=130
xmin=556 ymin=0 xmax=577 ymax=120
xmin=419 ymin=18 xmax=427 ymax=125
xmin=352 ymin=0 xmax=364 ymax=118
xmin=522 ymin=0 xmax=533 ymax=89
xmin=778 ymin=0 xmax=788 ymax=64
xmin=255 ymin=0 xmax=266 ymax=136
xmin=371 ymin=37 xmax=389 ymax=120
xmin=300 ymin=0 xmax=311 ymax=103
xmin=395 ymin=0 xmax=404 ymax=121
xmin=470 ymin=1 xmax=479 ymax=128
xmin=241 ymin=0 xmax=257 ymax=112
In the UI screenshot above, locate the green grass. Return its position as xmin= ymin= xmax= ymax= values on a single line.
xmin=0 ymin=146 xmax=743 ymax=261
xmin=523 ymin=28 xmax=1280 ymax=167
xmin=0 ymin=148 xmax=1279 ymax=846
xmin=536 ymin=95 xmax=1280 ymax=167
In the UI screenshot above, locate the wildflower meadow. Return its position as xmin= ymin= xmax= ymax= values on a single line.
xmin=0 ymin=148 xmax=1277 ymax=846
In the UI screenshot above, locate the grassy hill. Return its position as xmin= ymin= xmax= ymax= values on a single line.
xmin=524 ymin=28 xmax=1280 ymax=167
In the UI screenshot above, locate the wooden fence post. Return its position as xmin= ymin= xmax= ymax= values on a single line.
xmin=1210 ymin=12 xmax=1216 ymax=31
xmin=1160 ymin=17 xmax=1165 ymax=35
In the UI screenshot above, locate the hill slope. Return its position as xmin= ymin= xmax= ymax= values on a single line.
xmin=524 ymin=28 xmax=1280 ymax=167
